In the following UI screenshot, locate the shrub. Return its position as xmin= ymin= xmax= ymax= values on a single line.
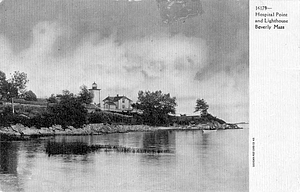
xmin=23 ymin=90 xmax=38 ymax=101
xmin=88 ymin=111 xmax=135 ymax=125
xmin=47 ymin=97 xmax=87 ymax=128
xmin=88 ymin=112 xmax=111 ymax=124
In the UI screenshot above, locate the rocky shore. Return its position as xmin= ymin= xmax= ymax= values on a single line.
xmin=0 ymin=122 xmax=241 ymax=140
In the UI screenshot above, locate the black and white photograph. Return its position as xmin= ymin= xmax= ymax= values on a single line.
xmin=0 ymin=0 xmax=250 ymax=191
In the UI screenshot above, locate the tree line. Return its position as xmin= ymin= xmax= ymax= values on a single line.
xmin=0 ymin=71 xmax=224 ymax=128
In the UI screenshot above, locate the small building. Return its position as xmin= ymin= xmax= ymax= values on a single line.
xmin=103 ymin=94 xmax=132 ymax=111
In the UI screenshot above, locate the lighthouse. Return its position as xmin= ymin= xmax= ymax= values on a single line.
xmin=89 ymin=82 xmax=101 ymax=107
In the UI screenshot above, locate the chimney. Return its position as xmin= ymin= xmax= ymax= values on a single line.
xmin=117 ymin=94 xmax=119 ymax=97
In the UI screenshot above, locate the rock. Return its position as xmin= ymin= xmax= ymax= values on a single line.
xmin=21 ymin=127 xmax=39 ymax=136
xmin=53 ymin=129 xmax=66 ymax=135
xmin=39 ymin=127 xmax=54 ymax=135
xmin=64 ymin=129 xmax=73 ymax=134
xmin=220 ymin=124 xmax=226 ymax=129
xmin=11 ymin=124 xmax=25 ymax=133
xmin=213 ymin=121 xmax=221 ymax=129
xmin=73 ymin=128 xmax=85 ymax=135
xmin=201 ymin=124 xmax=211 ymax=130
xmin=67 ymin=126 xmax=75 ymax=130
xmin=0 ymin=132 xmax=21 ymax=139
xmin=82 ymin=125 xmax=93 ymax=134
xmin=52 ymin=125 xmax=63 ymax=131
xmin=3 ymin=127 xmax=17 ymax=135
xmin=91 ymin=124 xmax=103 ymax=133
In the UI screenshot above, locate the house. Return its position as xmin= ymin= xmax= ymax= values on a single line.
xmin=103 ymin=94 xmax=132 ymax=111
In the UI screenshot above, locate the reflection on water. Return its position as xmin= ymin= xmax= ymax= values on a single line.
xmin=46 ymin=142 xmax=95 ymax=155
xmin=0 ymin=142 xmax=19 ymax=174
xmin=0 ymin=129 xmax=248 ymax=192
xmin=142 ymin=130 xmax=174 ymax=149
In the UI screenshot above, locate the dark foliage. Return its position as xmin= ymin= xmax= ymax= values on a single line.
xmin=0 ymin=81 xmax=18 ymax=101
xmin=88 ymin=112 xmax=112 ymax=124
xmin=47 ymin=96 xmax=87 ymax=128
xmin=11 ymin=99 xmax=47 ymax=106
xmin=198 ymin=113 xmax=226 ymax=124
xmin=78 ymin=85 xmax=94 ymax=104
xmin=0 ymin=105 xmax=52 ymax=128
xmin=0 ymin=106 xmax=29 ymax=127
xmin=23 ymin=90 xmax=38 ymax=101
xmin=0 ymin=71 xmax=29 ymax=101
xmin=194 ymin=98 xmax=209 ymax=116
xmin=47 ymin=94 xmax=58 ymax=103
xmin=169 ymin=113 xmax=226 ymax=125
xmin=88 ymin=111 xmax=133 ymax=125
xmin=132 ymin=90 xmax=176 ymax=126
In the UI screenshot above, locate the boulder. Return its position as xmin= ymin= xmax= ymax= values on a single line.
xmin=11 ymin=124 xmax=25 ymax=133
xmin=39 ymin=127 xmax=54 ymax=135
xmin=67 ymin=126 xmax=75 ymax=130
xmin=91 ymin=124 xmax=103 ymax=133
xmin=64 ymin=129 xmax=73 ymax=134
xmin=72 ymin=128 xmax=85 ymax=135
xmin=20 ymin=127 xmax=39 ymax=136
xmin=213 ymin=121 xmax=221 ymax=129
xmin=52 ymin=125 xmax=63 ymax=131
xmin=82 ymin=125 xmax=93 ymax=134
xmin=220 ymin=124 xmax=226 ymax=129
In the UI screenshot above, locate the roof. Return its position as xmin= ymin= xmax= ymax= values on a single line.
xmin=104 ymin=101 xmax=116 ymax=105
xmin=103 ymin=95 xmax=132 ymax=102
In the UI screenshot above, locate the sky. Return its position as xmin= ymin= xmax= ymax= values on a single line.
xmin=0 ymin=0 xmax=248 ymax=122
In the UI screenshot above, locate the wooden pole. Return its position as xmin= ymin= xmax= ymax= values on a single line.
xmin=99 ymin=89 xmax=101 ymax=108
xmin=12 ymin=97 xmax=14 ymax=114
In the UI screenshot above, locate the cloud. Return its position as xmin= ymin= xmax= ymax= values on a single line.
xmin=0 ymin=0 xmax=249 ymax=122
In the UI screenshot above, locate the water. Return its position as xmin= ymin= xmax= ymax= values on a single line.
xmin=0 ymin=128 xmax=248 ymax=192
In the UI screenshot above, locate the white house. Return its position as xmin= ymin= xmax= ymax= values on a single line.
xmin=103 ymin=94 xmax=132 ymax=111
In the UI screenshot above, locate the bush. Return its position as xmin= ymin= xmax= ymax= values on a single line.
xmin=23 ymin=90 xmax=38 ymax=101
xmin=88 ymin=111 xmax=134 ymax=125
xmin=133 ymin=90 xmax=176 ymax=126
xmin=47 ymin=97 xmax=87 ymax=128
xmin=13 ymin=99 xmax=47 ymax=106
xmin=88 ymin=112 xmax=111 ymax=124
xmin=0 ymin=106 xmax=31 ymax=127
xmin=199 ymin=113 xmax=226 ymax=124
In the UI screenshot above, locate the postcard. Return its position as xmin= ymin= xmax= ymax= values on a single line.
xmin=0 ymin=0 xmax=299 ymax=191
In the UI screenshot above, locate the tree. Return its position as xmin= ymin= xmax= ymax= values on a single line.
xmin=0 ymin=71 xmax=6 ymax=83
xmin=133 ymin=90 xmax=177 ymax=126
xmin=10 ymin=71 xmax=29 ymax=95
xmin=0 ymin=81 xmax=18 ymax=101
xmin=56 ymin=90 xmax=75 ymax=102
xmin=194 ymin=98 xmax=209 ymax=116
xmin=78 ymin=85 xmax=94 ymax=104
xmin=0 ymin=71 xmax=29 ymax=100
xmin=0 ymin=71 xmax=7 ymax=100
xmin=23 ymin=90 xmax=38 ymax=101
xmin=47 ymin=90 xmax=87 ymax=128
xmin=47 ymin=94 xmax=58 ymax=103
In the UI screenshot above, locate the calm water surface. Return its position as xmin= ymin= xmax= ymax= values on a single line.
xmin=0 ymin=128 xmax=248 ymax=192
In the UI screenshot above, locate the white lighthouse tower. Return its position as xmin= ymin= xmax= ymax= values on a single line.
xmin=89 ymin=82 xmax=101 ymax=107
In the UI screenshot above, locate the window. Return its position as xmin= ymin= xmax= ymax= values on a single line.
xmin=122 ymin=105 xmax=125 ymax=109
xmin=122 ymin=98 xmax=125 ymax=103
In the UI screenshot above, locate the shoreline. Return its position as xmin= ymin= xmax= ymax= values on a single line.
xmin=0 ymin=122 xmax=242 ymax=141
